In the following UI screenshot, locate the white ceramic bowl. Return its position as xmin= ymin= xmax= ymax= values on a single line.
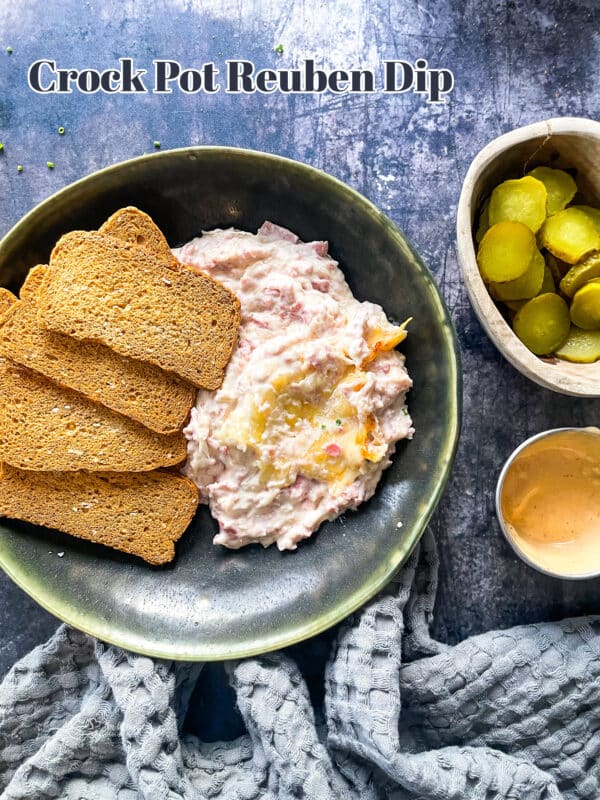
xmin=457 ymin=117 xmax=600 ymax=397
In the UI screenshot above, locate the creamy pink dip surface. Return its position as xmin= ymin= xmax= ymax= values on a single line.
xmin=174 ymin=222 xmax=413 ymax=551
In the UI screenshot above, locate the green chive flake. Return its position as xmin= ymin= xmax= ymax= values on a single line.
xmin=46 ymin=161 xmax=55 ymax=169
xmin=58 ymin=126 xmax=65 ymax=135
xmin=6 ymin=47 xmax=12 ymax=55
xmin=274 ymin=43 xmax=284 ymax=54
xmin=335 ymin=418 xmax=341 ymax=425
xmin=153 ymin=140 xmax=161 ymax=149
xmin=17 ymin=164 xmax=22 ymax=172
xmin=0 ymin=142 xmax=4 ymax=152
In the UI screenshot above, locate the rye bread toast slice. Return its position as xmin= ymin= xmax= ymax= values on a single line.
xmin=18 ymin=264 xmax=48 ymax=300
xmin=99 ymin=206 xmax=179 ymax=268
xmin=0 ymin=359 xmax=187 ymax=471
xmin=39 ymin=231 xmax=240 ymax=389
xmin=0 ymin=266 xmax=196 ymax=434
xmin=0 ymin=463 xmax=198 ymax=564
xmin=0 ymin=288 xmax=16 ymax=318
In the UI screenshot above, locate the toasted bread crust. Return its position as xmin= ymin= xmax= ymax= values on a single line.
xmin=100 ymin=206 xmax=179 ymax=268
xmin=0 ymin=266 xmax=196 ymax=434
xmin=0 ymin=463 xmax=198 ymax=564
xmin=0 ymin=288 xmax=17 ymax=319
xmin=39 ymin=230 xmax=240 ymax=389
xmin=19 ymin=264 xmax=50 ymax=301
xmin=0 ymin=360 xmax=187 ymax=471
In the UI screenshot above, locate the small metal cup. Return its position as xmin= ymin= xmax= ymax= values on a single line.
xmin=496 ymin=427 xmax=600 ymax=580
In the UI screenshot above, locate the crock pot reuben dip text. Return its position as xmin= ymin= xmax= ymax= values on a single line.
xmin=175 ymin=222 xmax=413 ymax=550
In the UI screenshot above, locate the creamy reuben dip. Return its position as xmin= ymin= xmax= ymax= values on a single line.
xmin=174 ymin=222 xmax=413 ymax=551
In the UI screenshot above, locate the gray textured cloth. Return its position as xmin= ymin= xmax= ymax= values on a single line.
xmin=1 ymin=529 xmax=598 ymax=800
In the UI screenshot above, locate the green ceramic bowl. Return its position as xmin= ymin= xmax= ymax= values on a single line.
xmin=0 ymin=147 xmax=461 ymax=660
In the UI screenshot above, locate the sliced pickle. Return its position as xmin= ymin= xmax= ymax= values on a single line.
xmin=540 ymin=207 xmax=600 ymax=264
xmin=555 ymin=326 xmax=600 ymax=363
xmin=489 ymin=248 xmax=545 ymax=301
xmin=527 ymin=166 xmax=577 ymax=215
xmin=545 ymin=252 xmax=571 ymax=284
xmin=477 ymin=221 xmax=535 ymax=283
xmin=570 ymin=280 xmax=600 ymax=330
xmin=488 ymin=176 xmax=547 ymax=233
xmin=559 ymin=252 xmax=600 ymax=298
xmin=539 ymin=265 xmax=556 ymax=295
xmin=475 ymin=198 xmax=490 ymax=244
xmin=513 ymin=293 xmax=571 ymax=355
xmin=573 ymin=205 xmax=600 ymax=235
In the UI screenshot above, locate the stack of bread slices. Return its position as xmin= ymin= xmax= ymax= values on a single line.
xmin=0 ymin=208 xmax=241 ymax=564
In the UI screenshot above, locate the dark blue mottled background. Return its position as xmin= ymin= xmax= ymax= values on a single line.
xmin=0 ymin=0 xmax=599 ymax=738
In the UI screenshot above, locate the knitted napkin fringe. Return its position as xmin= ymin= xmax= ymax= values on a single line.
xmin=0 ymin=528 xmax=595 ymax=799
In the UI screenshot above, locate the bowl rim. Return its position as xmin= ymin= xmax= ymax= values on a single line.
xmin=495 ymin=426 xmax=600 ymax=580
xmin=456 ymin=116 xmax=600 ymax=398
xmin=0 ymin=145 xmax=462 ymax=660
